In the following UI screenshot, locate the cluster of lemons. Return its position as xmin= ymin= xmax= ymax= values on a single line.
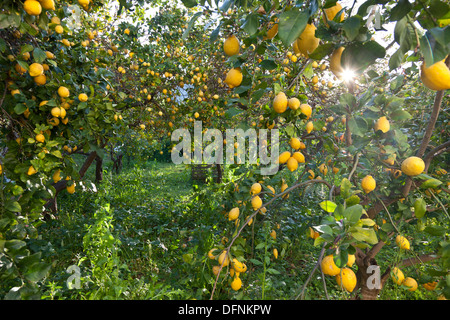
xmin=321 ymin=254 xmax=357 ymax=292
xmin=8 ymin=0 xmax=97 ymax=195
xmin=210 ymin=1 xmax=445 ymax=296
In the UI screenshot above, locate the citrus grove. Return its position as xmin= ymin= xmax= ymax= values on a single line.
xmin=0 ymin=0 xmax=449 ymax=300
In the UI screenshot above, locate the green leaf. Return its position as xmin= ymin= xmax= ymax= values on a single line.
xmin=14 ymin=103 xmax=28 ymax=115
xmin=182 ymin=253 xmax=193 ymax=264
xmin=421 ymin=178 xmax=442 ymax=189
xmin=342 ymin=16 xmax=362 ymax=41
xmin=181 ymin=0 xmax=198 ymax=8
xmin=424 ymin=225 xmax=446 ymax=236
xmin=389 ymin=0 xmax=413 ymax=21
xmin=249 ymin=258 xmax=263 ymax=265
xmin=259 ymin=59 xmax=277 ymax=70
xmin=343 ymin=204 xmax=363 ymax=225
xmin=319 ymin=200 xmax=337 ymax=213
xmin=308 ymin=42 xmax=334 ymax=60
xmin=5 ymin=201 xmax=21 ymax=213
xmin=242 ymin=13 xmax=259 ymax=35
xmin=209 ymin=22 xmax=221 ymax=43
xmin=420 ymin=30 xmax=449 ymax=66
xmin=0 ymin=13 xmax=20 ymax=29
xmin=266 ymin=268 xmax=281 ymax=275
xmin=255 ymin=242 xmax=265 ymax=250
xmin=341 ymin=40 xmax=386 ymax=75
xmin=349 ymin=226 xmax=378 ymax=244
xmin=414 ymin=198 xmax=426 ymax=219
xmin=339 ymin=93 xmax=356 ymax=108
xmin=334 ymin=249 xmax=348 ymax=268
xmin=278 ymin=8 xmax=309 ymax=47
xmin=360 ymin=218 xmax=376 ymax=226
xmin=348 ymin=116 xmax=368 ymax=137
xmin=33 ymin=47 xmax=47 ymax=64
xmin=24 ymin=262 xmax=51 ymax=282
xmin=51 ymin=150 xmax=62 ymax=158
xmin=182 ymin=11 xmax=202 ymax=40
xmin=389 ymin=48 xmax=404 ymax=70
xmin=20 ymin=44 xmax=34 ymax=54
xmin=340 ymin=178 xmax=352 ymax=198
xmin=390 ymin=109 xmax=412 ymax=121
xmin=313 ymin=224 xmax=333 ymax=235
xmin=345 ymin=195 xmax=360 ymax=206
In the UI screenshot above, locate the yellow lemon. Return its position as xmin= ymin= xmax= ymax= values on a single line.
xmin=401 ymin=156 xmax=425 ymax=176
xmin=306 ymin=121 xmax=314 ymax=134
xmin=29 ymin=63 xmax=44 ymax=77
xmin=422 ymin=281 xmax=438 ymax=291
xmin=288 ymin=97 xmax=300 ymax=110
xmin=292 ymin=151 xmax=305 ymax=163
xmin=28 ymin=165 xmax=37 ymax=175
xmin=223 ymin=35 xmax=240 ymax=56
xmin=251 ymin=195 xmax=263 ymax=210
xmin=289 ymin=137 xmax=301 ymax=150
xmin=264 ymin=23 xmax=278 ymax=40
xmin=286 ymin=157 xmax=298 ymax=172
xmin=35 ymin=133 xmax=45 ymax=143
xmin=250 ymin=183 xmax=262 ymax=195
xmin=308 ymin=227 xmax=320 ymax=239
xmin=15 ymin=63 xmax=27 ymax=74
xmin=420 ymin=58 xmax=450 ymax=91
xmin=232 ymin=258 xmax=246 ymax=273
xmin=318 ymin=163 xmax=328 ymax=175
xmin=296 ymin=23 xmax=319 ymax=58
xmin=218 ymin=250 xmax=230 ymax=267
xmin=34 ymin=74 xmax=46 ymax=85
xmin=23 ymin=0 xmax=42 ymax=15
xmin=391 ymin=267 xmax=405 ymax=285
xmin=231 ymin=276 xmax=242 ymax=291
xmin=40 ymin=0 xmax=55 ymax=10
xmin=336 ymin=268 xmax=357 ymax=292
xmin=374 ymin=116 xmax=390 ymax=133
xmin=52 ymin=169 xmax=61 ymax=183
xmin=270 ymin=229 xmax=276 ymax=240
xmin=278 ymin=151 xmax=291 ymax=164
xmin=67 ymin=183 xmax=75 ymax=194
xmin=224 ymin=68 xmax=243 ymax=88
xmin=395 ymin=235 xmax=410 ymax=250
xmin=273 ymin=92 xmax=288 ymax=113
xmin=347 ymin=254 xmax=356 ymax=267
xmin=78 ymin=0 xmax=90 ymax=7
xmin=330 ymin=47 xmax=345 ymax=78
xmin=321 ymin=255 xmax=341 ymax=276
xmin=323 ymin=2 xmax=344 ymax=25
xmin=402 ymin=277 xmax=418 ymax=291
xmin=78 ymin=93 xmax=88 ymax=102
xmin=228 ymin=207 xmax=240 ymax=221
xmin=58 ymin=86 xmax=70 ymax=98
xmin=361 ymin=175 xmax=376 ymax=193
xmin=300 ymin=104 xmax=312 ymax=119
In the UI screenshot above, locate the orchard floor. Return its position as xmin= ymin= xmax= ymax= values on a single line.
xmin=14 ymin=158 xmax=440 ymax=300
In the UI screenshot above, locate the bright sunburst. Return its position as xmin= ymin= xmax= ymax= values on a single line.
xmin=341 ymin=68 xmax=356 ymax=82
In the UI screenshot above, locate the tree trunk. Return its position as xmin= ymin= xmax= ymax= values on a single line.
xmin=215 ymin=164 xmax=222 ymax=183
xmin=44 ymin=151 xmax=98 ymax=217
xmin=95 ymin=155 xmax=103 ymax=182
xmin=354 ymin=248 xmax=390 ymax=300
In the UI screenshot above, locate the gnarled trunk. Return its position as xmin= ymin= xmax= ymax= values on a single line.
xmin=354 ymin=249 xmax=390 ymax=300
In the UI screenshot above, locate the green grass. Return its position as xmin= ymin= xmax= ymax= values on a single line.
xmin=25 ymin=158 xmax=442 ymax=300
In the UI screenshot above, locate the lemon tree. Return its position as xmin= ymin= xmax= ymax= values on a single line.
xmin=0 ymin=0 xmax=449 ymax=300
xmin=182 ymin=0 xmax=450 ymax=300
